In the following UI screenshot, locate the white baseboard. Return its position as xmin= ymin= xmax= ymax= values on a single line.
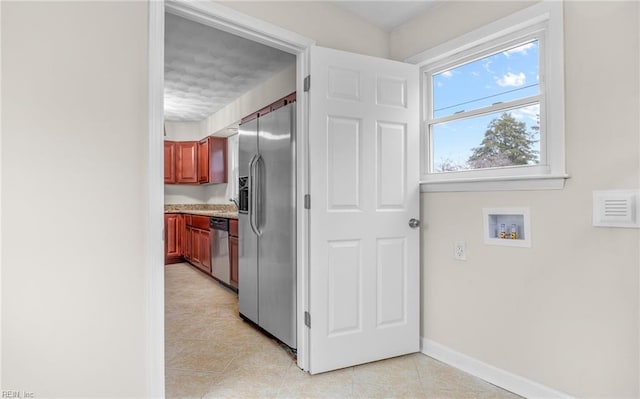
xmin=421 ymin=338 xmax=573 ymax=399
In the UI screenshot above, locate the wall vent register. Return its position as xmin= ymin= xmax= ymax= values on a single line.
xmin=593 ymin=190 xmax=640 ymax=228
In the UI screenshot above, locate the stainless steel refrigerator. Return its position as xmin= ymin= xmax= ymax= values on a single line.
xmin=238 ymin=102 xmax=296 ymax=349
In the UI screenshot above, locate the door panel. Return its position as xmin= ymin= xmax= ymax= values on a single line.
xmin=176 ymin=141 xmax=198 ymax=183
xmin=327 ymin=117 xmax=360 ymax=210
xmin=308 ymin=46 xmax=420 ymax=373
xmin=198 ymin=137 xmax=209 ymax=183
xmin=164 ymin=141 xmax=176 ymax=184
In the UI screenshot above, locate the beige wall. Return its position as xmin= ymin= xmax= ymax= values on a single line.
xmin=389 ymin=1 xmax=535 ymax=61
xmin=164 ymin=120 xmax=206 ymax=141
xmin=399 ymin=2 xmax=639 ymax=397
xmin=1 ymin=1 xmax=148 ymax=397
xmin=219 ymin=1 xmax=389 ymax=58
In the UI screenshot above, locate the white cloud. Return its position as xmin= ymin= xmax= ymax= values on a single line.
xmin=496 ymin=72 xmax=526 ymax=87
xmin=436 ymin=81 xmax=444 ymax=88
xmin=511 ymin=104 xmax=540 ymax=123
xmin=483 ymin=60 xmax=493 ymax=73
xmin=471 ymin=71 xmax=480 ymax=77
xmin=441 ymin=70 xmax=453 ymax=78
xmin=503 ymin=42 xmax=534 ymax=57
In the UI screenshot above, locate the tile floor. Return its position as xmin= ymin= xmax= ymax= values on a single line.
xmin=165 ymin=262 xmax=520 ymax=399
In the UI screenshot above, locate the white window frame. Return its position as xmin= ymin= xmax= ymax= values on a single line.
xmin=407 ymin=1 xmax=567 ymax=192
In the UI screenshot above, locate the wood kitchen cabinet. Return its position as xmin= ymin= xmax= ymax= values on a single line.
xmin=176 ymin=141 xmax=198 ymax=184
xmin=182 ymin=215 xmax=192 ymax=261
xmin=198 ymin=136 xmax=227 ymax=184
xmin=164 ymin=213 xmax=182 ymax=264
xmin=185 ymin=215 xmax=211 ymax=274
xmin=164 ymin=141 xmax=176 ymax=184
xmin=165 ymin=137 xmax=226 ymax=185
xmin=229 ymin=219 xmax=238 ymax=288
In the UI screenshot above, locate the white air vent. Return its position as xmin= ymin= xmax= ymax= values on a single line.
xmin=593 ymin=190 xmax=639 ymax=228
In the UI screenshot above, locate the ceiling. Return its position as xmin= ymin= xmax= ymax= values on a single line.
xmin=164 ymin=13 xmax=295 ymax=122
xmin=332 ymin=1 xmax=438 ymax=31
xmin=164 ymin=2 xmax=437 ymax=122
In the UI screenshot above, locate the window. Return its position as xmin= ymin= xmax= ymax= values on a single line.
xmin=412 ymin=2 xmax=566 ymax=191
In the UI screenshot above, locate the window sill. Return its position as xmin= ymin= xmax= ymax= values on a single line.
xmin=420 ymin=174 xmax=569 ymax=192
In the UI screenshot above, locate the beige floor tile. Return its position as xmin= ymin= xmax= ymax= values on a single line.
xmin=352 ymin=355 xmax=425 ymax=398
xmin=165 ymin=263 xmax=517 ymax=399
xmin=166 ymin=339 xmax=238 ymax=373
xmin=415 ymin=355 xmax=520 ymax=399
xmin=276 ymin=365 xmax=354 ymax=399
xmin=165 ymin=368 xmax=219 ymax=399
xmin=203 ymin=366 xmax=287 ymax=399
xmin=225 ymin=339 xmax=295 ymax=373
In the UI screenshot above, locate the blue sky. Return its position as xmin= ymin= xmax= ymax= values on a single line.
xmin=430 ymin=40 xmax=541 ymax=170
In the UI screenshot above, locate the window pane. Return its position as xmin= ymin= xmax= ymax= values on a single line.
xmin=432 ymin=40 xmax=539 ymax=119
xmin=431 ymin=104 xmax=540 ymax=173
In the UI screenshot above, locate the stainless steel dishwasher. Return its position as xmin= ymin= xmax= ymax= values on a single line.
xmin=210 ymin=217 xmax=230 ymax=286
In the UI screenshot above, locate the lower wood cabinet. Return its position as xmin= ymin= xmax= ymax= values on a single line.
xmin=165 ymin=213 xmax=236 ymax=288
xmin=186 ymin=215 xmax=211 ymax=274
xmin=164 ymin=213 xmax=182 ymax=264
xmin=229 ymin=219 xmax=238 ymax=288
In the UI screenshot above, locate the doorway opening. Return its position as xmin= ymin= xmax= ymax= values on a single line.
xmin=148 ymin=1 xmax=314 ymax=396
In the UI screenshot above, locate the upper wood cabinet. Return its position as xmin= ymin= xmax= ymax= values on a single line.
xmin=164 ymin=141 xmax=176 ymax=184
xmin=176 ymin=141 xmax=198 ymax=184
xmin=198 ymin=136 xmax=227 ymax=184
xmin=164 ymin=137 xmax=227 ymax=185
xmin=197 ymin=137 xmax=209 ymax=184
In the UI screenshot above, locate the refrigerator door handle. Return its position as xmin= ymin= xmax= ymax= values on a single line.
xmin=254 ymin=154 xmax=264 ymax=236
xmin=249 ymin=154 xmax=261 ymax=236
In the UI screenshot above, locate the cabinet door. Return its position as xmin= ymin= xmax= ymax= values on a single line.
xmin=164 ymin=213 xmax=181 ymax=264
xmin=183 ymin=225 xmax=193 ymax=261
xmin=208 ymin=137 xmax=227 ymax=184
xmin=201 ymin=230 xmax=211 ymax=273
xmin=229 ymin=235 xmax=238 ymax=288
xmin=178 ymin=214 xmax=186 ymax=257
xmin=191 ymin=228 xmax=201 ymax=267
xmin=229 ymin=218 xmax=238 ymax=237
xmin=164 ymin=141 xmax=176 ymax=184
xmin=197 ymin=137 xmax=209 ymax=184
xmin=176 ymin=141 xmax=198 ymax=183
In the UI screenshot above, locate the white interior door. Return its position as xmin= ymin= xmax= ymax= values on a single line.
xmin=308 ymin=46 xmax=420 ymax=374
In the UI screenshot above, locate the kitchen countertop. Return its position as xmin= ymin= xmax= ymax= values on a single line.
xmin=164 ymin=204 xmax=238 ymax=219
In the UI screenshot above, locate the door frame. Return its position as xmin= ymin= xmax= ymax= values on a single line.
xmin=147 ymin=1 xmax=315 ymax=395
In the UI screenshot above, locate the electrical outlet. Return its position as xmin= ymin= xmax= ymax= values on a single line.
xmin=454 ymin=241 xmax=466 ymax=261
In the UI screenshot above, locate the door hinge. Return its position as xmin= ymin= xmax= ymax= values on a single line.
xmin=304 ymin=194 xmax=311 ymax=209
xmin=304 ymin=311 xmax=311 ymax=328
xmin=304 ymin=75 xmax=311 ymax=92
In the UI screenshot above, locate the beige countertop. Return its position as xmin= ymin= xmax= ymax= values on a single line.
xmin=164 ymin=204 xmax=238 ymax=219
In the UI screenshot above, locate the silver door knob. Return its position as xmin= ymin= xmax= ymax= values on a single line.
xmin=409 ymin=218 xmax=420 ymax=228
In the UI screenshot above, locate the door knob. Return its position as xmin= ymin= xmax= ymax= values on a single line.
xmin=409 ymin=218 xmax=420 ymax=228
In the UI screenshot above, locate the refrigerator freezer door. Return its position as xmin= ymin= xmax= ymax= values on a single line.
xmin=257 ymin=103 xmax=296 ymax=348
xmin=238 ymin=118 xmax=259 ymax=323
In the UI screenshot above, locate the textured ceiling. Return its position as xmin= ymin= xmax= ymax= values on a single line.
xmin=332 ymin=1 xmax=438 ymax=31
xmin=164 ymin=13 xmax=295 ymax=122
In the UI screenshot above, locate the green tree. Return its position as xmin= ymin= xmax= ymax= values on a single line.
xmin=467 ymin=112 xmax=538 ymax=169
xmin=435 ymin=157 xmax=464 ymax=172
